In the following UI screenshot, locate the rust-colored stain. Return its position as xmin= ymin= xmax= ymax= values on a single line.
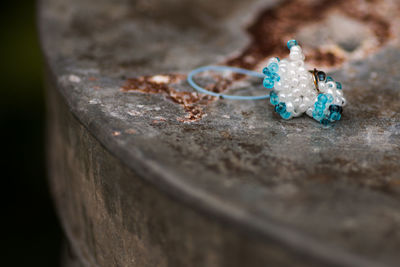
xmin=122 ymin=74 xmax=215 ymax=122
xmin=227 ymin=0 xmax=393 ymax=69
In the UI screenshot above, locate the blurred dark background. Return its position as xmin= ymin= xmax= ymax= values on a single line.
xmin=1 ymin=0 xmax=63 ymax=266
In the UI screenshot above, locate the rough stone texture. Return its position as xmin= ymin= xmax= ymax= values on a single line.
xmin=40 ymin=0 xmax=400 ymax=266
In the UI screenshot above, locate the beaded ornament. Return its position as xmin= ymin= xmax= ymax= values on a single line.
xmin=187 ymin=40 xmax=346 ymax=126
xmin=265 ymin=40 xmax=346 ymax=125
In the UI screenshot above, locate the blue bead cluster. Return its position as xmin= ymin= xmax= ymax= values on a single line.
xmin=313 ymin=93 xmax=331 ymax=121
xmin=312 ymin=93 xmax=343 ymax=126
xmin=273 ymin=101 xmax=291 ymax=119
xmin=261 ymin=39 xmax=346 ymax=126
xmin=264 ymin=65 xmax=292 ymax=120
xmin=262 ymin=61 xmax=280 ymax=89
xmin=308 ymin=71 xmax=345 ymax=126
xmin=320 ymin=73 xmax=342 ymax=90
xmin=328 ymin=104 xmax=343 ymax=121
xmin=269 ymin=91 xmax=279 ymax=105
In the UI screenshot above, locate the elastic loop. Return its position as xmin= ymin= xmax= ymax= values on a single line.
xmin=187 ymin=66 xmax=270 ymax=100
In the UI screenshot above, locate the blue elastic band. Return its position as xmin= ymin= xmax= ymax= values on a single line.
xmin=187 ymin=65 xmax=270 ymax=100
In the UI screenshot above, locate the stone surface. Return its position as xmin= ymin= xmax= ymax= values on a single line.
xmin=40 ymin=0 xmax=400 ymax=266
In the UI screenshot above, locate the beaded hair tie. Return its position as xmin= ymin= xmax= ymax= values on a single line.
xmin=187 ymin=40 xmax=346 ymax=126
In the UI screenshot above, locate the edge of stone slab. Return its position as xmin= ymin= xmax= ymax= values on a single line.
xmin=37 ymin=1 xmax=392 ymax=267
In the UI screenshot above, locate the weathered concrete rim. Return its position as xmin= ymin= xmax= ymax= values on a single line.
xmin=37 ymin=1 xmax=390 ymax=266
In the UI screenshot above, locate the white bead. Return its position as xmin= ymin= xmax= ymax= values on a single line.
xmin=325 ymin=88 xmax=335 ymax=96
xmin=280 ymin=59 xmax=289 ymax=64
xmin=298 ymin=66 xmax=307 ymax=73
xmin=299 ymin=83 xmax=308 ymax=90
xmin=292 ymin=110 xmax=302 ymax=117
xmin=293 ymin=98 xmax=301 ymax=106
xmin=306 ymin=107 xmax=313 ymax=117
xmin=291 ymin=77 xmax=299 ymax=86
xmin=286 ymin=102 xmax=294 ymax=112
xmin=288 ymin=70 xmax=297 ymax=77
xmin=274 ymin=81 xmax=283 ymax=91
xmin=292 ymin=60 xmax=305 ymax=68
xmin=333 ymin=97 xmax=341 ymax=105
xmin=289 ymin=52 xmax=302 ymax=61
xmin=336 ymin=90 xmax=343 ymax=97
xmin=292 ymin=88 xmax=301 ymax=96
xmin=289 ymin=61 xmax=304 ymax=70
xmin=279 ymin=62 xmax=288 ymax=69
xmin=268 ymin=57 xmax=279 ymax=65
xmin=302 ymin=96 xmax=312 ymax=106
xmin=283 ymin=83 xmax=290 ymax=91
xmin=318 ymin=82 xmax=326 ymax=92
xmin=290 ymin=45 xmax=302 ymax=53
xmin=299 ymin=103 xmax=308 ymax=113
xmin=278 ymin=67 xmax=287 ymax=76
xmin=299 ymin=75 xmax=309 ymax=83
xmin=326 ymin=81 xmax=336 ymax=90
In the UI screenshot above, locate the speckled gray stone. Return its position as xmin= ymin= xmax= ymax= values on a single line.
xmin=40 ymin=0 xmax=400 ymax=266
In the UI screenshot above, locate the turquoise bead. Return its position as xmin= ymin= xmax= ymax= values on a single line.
xmin=270 ymin=91 xmax=279 ymax=105
xmin=317 ymin=71 xmax=326 ymax=81
xmin=275 ymin=102 xmax=286 ymax=114
xmin=264 ymin=63 xmax=280 ymax=81
xmin=281 ymin=111 xmax=291 ymax=120
xmin=336 ymin=82 xmax=342 ymax=89
xmin=264 ymin=69 xmax=273 ymax=79
xmin=287 ymin=39 xmax=298 ymax=49
xmin=329 ymin=111 xmax=341 ymax=121
xmin=263 ymin=77 xmax=274 ymax=89
xmin=326 ymin=76 xmax=334 ymax=82
xmin=312 ymin=110 xmax=324 ymax=120
xmin=275 ymin=57 xmax=280 ymax=62
xmin=329 ymin=104 xmax=340 ymax=113
xmin=271 ymin=72 xmax=280 ymax=82
xmin=320 ymin=118 xmax=330 ymax=126
xmin=315 ymin=102 xmax=325 ymax=110
xmin=317 ymin=94 xmax=328 ymax=104
xmin=326 ymin=93 xmax=333 ymax=103
xmin=268 ymin=62 xmax=279 ymax=73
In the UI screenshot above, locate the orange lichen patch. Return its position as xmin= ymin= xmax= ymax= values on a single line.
xmin=227 ymin=0 xmax=395 ymax=70
xmin=88 ymin=77 xmax=98 ymax=81
xmin=122 ymin=74 xmax=215 ymax=122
